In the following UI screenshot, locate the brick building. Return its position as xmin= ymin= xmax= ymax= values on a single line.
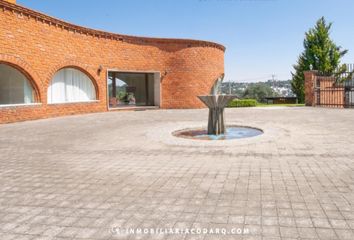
xmin=0 ymin=0 xmax=225 ymax=123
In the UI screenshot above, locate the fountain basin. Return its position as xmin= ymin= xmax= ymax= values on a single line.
xmin=173 ymin=126 xmax=263 ymax=140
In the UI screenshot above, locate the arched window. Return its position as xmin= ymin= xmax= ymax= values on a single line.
xmin=0 ymin=63 xmax=36 ymax=105
xmin=48 ymin=68 xmax=96 ymax=104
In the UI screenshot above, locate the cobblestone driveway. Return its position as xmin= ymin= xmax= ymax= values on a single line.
xmin=0 ymin=107 xmax=354 ymax=240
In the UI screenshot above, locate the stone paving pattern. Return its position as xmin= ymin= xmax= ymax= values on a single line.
xmin=0 ymin=107 xmax=354 ymax=240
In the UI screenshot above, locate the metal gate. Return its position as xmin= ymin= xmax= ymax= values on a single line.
xmin=315 ymin=70 xmax=354 ymax=108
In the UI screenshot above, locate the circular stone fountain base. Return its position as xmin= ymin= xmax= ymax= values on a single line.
xmin=173 ymin=126 xmax=263 ymax=140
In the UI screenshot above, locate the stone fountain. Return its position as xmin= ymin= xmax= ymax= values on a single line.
xmin=198 ymin=95 xmax=237 ymax=135
xmin=198 ymin=76 xmax=238 ymax=135
xmin=173 ymin=76 xmax=263 ymax=140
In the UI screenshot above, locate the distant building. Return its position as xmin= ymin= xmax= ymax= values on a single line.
xmin=264 ymin=97 xmax=298 ymax=104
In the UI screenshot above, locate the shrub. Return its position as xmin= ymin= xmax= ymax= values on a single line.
xmin=228 ymin=99 xmax=257 ymax=108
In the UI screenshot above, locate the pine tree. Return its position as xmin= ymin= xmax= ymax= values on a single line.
xmin=291 ymin=17 xmax=348 ymax=103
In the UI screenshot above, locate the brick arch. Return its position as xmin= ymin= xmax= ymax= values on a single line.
xmin=47 ymin=61 xmax=100 ymax=100
xmin=0 ymin=54 xmax=41 ymax=102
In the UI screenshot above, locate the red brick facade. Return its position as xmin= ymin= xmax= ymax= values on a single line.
xmin=0 ymin=0 xmax=225 ymax=123
xmin=304 ymin=71 xmax=318 ymax=106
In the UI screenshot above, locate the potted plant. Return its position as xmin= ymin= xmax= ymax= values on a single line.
xmin=109 ymin=97 xmax=117 ymax=107
xmin=127 ymin=93 xmax=136 ymax=105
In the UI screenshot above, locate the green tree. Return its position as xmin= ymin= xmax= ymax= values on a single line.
xmin=243 ymin=83 xmax=278 ymax=102
xmin=291 ymin=17 xmax=348 ymax=103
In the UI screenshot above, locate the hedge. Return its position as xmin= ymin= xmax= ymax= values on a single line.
xmin=227 ymin=99 xmax=258 ymax=108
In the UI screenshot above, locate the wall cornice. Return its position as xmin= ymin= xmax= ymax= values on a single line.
xmin=0 ymin=0 xmax=226 ymax=52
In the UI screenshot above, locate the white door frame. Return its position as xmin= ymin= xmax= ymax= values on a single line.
xmin=106 ymin=69 xmax=161 ymax=110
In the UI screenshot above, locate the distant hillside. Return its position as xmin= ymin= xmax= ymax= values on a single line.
xmin=220 ymin=79 xmax=295 ymax=98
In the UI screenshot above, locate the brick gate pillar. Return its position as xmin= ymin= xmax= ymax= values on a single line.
xmin=304 ymin=70 xmax=318 ymax=106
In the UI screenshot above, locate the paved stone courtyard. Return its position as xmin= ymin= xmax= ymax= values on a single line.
xmin=0 ymin=107 xmax=354 ymax=240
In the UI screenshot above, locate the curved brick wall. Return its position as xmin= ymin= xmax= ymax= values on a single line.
xmin=0 ymin=0 xmax=225 ymax=123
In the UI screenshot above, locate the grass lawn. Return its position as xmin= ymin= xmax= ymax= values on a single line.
xmin=256 ymin=103 xmax=305 ymax=107
xmin=227 ymin=99 xmax=305 ymax=108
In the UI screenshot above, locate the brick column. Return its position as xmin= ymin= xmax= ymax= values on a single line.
xmin=304 ymin=70 xmax=318 ymax=106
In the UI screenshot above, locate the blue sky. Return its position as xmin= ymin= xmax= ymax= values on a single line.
xmin=18 ymin=0 xmax=354 ymax=82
